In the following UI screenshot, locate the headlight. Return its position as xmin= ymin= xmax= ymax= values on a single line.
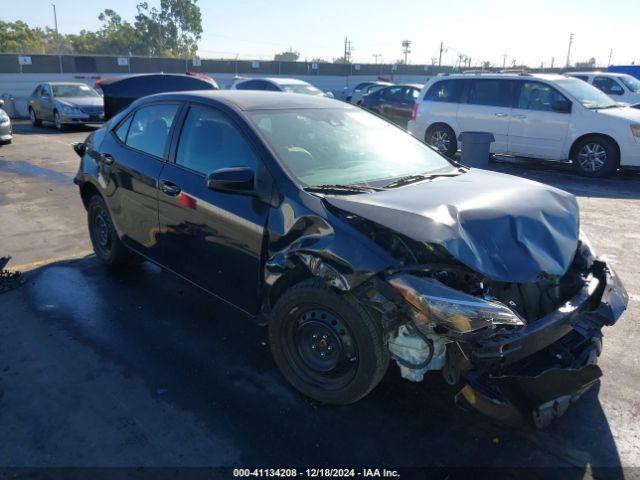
xmin=0 ymin=110 xmax=8 ymax=122
xmin=60 ymin=104 xmax=80 ymax=114
xmin=631 ymin=124 xmax=640 ymax=137
xmin=388 ymin=274 xmax=524 ymax=334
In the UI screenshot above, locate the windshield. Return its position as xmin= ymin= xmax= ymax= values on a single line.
xmin=52 ymin=84 xmax=100 ymax=98
xmin=281 ymin=84 xmax=323 ymax=96
xmin=556 ymin=78 xmax=618 ymax=109
xmin=249 ymin=108 xmax=456 ymax=187
xmin=619 ymin=74 xmax=640 ymax=93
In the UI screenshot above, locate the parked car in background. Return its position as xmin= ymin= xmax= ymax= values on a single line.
xmin=95 ymin=73 xmax=219 ymax=120
xmin=28 ymin=82 xmax=104 ymax=130
xmin=72 ymin=90 xmax=627 ymax=426
xmin=566 ymin=72 xmax=640 ymax=105
xmin=408 ymin=73 xmax=640 ymax=176
xmin=361 ymin=84 xmax=422 ymax=128
xmin=349 ymin=81 xmax=393 ymax=105
xmin=340 ymin=81 xmax=393 ymax=103
xmin=231 ymin=77 xmax=332 ymax=97
xmin=0 ymin=99 xmax=12 ymax=145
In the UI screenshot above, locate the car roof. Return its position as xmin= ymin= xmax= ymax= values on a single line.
xmin=138 ymin=90 xmax=350 ymax=111
xmin=46 ymin=81 xmax=92 ymax=86
xmin=240 ymin=77 xmax=312 ymax=86
xmin=430 ymin=73 xmax=568 ymax=82
xmin=567 ymin=71 xmax=629 ymax=77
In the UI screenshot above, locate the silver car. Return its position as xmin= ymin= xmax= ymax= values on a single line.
xmin=0 ymin=99 xmax=12 ymax=145
xmin=28 ymin=82 xmax=104 ymax=130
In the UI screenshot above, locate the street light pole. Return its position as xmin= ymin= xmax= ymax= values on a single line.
xmin=565 ymin=33 xmax=574 ymax=68
xmin=52 ymin=3 xmax=59 ymax=35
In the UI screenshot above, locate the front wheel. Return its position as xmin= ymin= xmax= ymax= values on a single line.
xmin=53 ymin=111 xmax=65 ymax=131
xmin=269 ymin=279 xmax=388 ymax=405
xmin=426 ymin=124 xmax=457 ymax=157
xmin=572 ymin=136 xmax=619 ymax=177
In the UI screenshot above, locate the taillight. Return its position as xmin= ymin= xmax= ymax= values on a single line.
xmin=411 ymin=103 xmax=419 ymax=121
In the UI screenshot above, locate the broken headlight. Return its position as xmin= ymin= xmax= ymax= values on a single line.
xmin=388 ymin=274 xmax=524 ymax=334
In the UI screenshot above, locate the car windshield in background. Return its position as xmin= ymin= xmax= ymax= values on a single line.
xmin=52 ymin=84 xmax=100 ymax=98
xmin=619 ymin=74 xmax=640 ymax=93
xmin=249 ymin=108 xmax=456 ymax=187
xmin=281 ymin=84 xmax=323 ymax=95
xmin=556 ymin=78 xmax=618 ymax=109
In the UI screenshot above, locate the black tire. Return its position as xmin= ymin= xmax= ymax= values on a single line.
xmin=425 ymin=124 xmax=457 ymax=157
xmin=29 ymin=108 xmax=42 ymax=127
xmin=53 ymin=110 xmax=66 ymax=131
xmin=0 ymin=139 xmax=11 ymax=145
xmin=572 ymin=136 xmax=619 ymax=177
xmin=269 ymin=278 xmax=388 ymax=404
xmin=87 ymin=194 xmax=131 ymax=266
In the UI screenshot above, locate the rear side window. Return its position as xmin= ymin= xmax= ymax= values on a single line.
xmin=236 ymin=80 xmax=262 ymax=90
xmin=114 ymin=115 xmax=132 ymax=142
xmin=516 ymin=82 xmax=569 ymax=112
xmin=424 ymin=80 xmax=464 ymax=103
xmin=175 ymin=106 xmax=258 ymax=175
xmin=126 ymin=104 xmax=180 ymax=158
xmin=466 ymin=79 xmax=513 ymax=107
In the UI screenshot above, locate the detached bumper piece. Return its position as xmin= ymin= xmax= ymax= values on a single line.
xmin=456 ymin=261 xmax=627 ymax=428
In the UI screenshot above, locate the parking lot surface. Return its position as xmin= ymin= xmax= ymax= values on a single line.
xmin=1 ymin=121 xmax=639 ymax=476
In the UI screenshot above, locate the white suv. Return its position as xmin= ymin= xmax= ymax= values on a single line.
xmin=408 ymin=73 xmax=640 ymax=176
xmin=566 ymin=71 xmax=640 ymax=105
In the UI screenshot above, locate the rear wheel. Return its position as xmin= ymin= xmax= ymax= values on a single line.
xmin=426 ymin=124 xmax=457 ymax=157
xmin=87 ymin=195 xmax=132 ymax=266
xmin=29 ymin=108 xmax=42 ymax=127
xmin=269 ymin=279 xmax=388 ymax=405
xmin=572 ymin=136 xmax=618 ymax=177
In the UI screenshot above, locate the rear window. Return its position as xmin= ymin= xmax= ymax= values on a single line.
xmin=424 ymin=80 xmax=464 ymax=103
xmin=466 ymin=79 xmax=513 ymax=107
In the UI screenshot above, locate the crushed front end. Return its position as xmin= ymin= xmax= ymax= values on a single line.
xmin=370 ymin=233 xmax=628 ymax=428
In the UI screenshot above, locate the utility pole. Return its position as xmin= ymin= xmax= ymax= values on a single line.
xmin=551 ymin=56 xmax=555 ymax=69
xmin=608 ymin=48 xmax=613 ymax=66
xmin=438 ymin=41 xmax=444 ymax=67
xmin=373 ymin=53 xmax=381 ymax=64
xmin=502 ymin=53 xmax=507 ymax=69
xmin=565 ymin=33 xmax=574 ymax=68
xmin=402 ymin=40 xmax=412 ymax=65
xmin=51 ymin=3 xmax=59 ymax=34
xmin=343 ymin=37 xmax=354 ymax=64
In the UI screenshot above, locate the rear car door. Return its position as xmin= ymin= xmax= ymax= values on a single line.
xmin=98 ymin=102 xmax=181 ymax=259
xmin=157 ymin=104 xmax=271 ymax=314
xmin=378 ymin=86 xmax=403 ymax=121
xmin=507 ymin=81 xmax=571 ymax=160
xmin=456 ymin=79 xmax=515 ymax=152
xmin=40 ymin=84 xmax=54 ymax=120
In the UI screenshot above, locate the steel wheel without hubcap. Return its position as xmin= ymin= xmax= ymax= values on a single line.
xmin=577 ymin=143 xmax=606 ymax=173
xmin=289 ymin=307 xmax=358 ymax=389
xmin=91 ymin=206 xmax=113 ymax=258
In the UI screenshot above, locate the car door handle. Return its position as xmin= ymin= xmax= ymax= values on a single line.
xmin=494 ymin=113 xmax=509 ymax=117
xmin=101 ymin=153 xmax=115 ymax=165
xmin=512 ymin=114 xmax=527 ymax=119
xmin=159 ymin=180 xmax=181 ymax=196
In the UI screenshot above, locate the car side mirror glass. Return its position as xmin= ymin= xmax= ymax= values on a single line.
xmin=551 ymin=100 xmax=571 ymax=113
xmin=206 ymin=167 xmax=255 ymax=194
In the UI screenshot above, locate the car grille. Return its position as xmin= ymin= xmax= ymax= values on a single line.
xmin=80 ymin=106 xmax=104 ymax=115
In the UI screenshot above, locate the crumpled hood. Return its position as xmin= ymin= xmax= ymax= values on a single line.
xmin=326 ymin=169 xmax=579 ymax=283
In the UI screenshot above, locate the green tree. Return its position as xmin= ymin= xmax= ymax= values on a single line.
xmin=134 ymin=0 xmax=202 ymax=57
xmin=0 ymin=20 xmax=43 ymax=53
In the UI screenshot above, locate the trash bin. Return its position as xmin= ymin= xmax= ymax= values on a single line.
xmin=457 ymin=131 xmax=495 ymax=168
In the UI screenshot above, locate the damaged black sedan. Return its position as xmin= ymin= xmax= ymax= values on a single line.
xmin=73 ymin=91 xmax=628 ymax=427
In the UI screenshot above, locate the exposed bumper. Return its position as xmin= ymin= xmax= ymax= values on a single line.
xmin=456 ymin=260 xmax=628 ymax=427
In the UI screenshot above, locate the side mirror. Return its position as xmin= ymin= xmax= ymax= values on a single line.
xmin=72 ymin=142 xmax=87 ymax=158
xmin=206 ymin=167 xmax=255 ymax=194
xmin=551 ymin=100 xmax=571 ymax=113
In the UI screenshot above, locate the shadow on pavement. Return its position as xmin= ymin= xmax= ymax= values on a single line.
xmin=10 ymin=120 xmax=97 ymax=136
xmin=0 ymin=159 xmax=75 ymax=186
xmin=0 ymin=255 xmax=625 ymax=476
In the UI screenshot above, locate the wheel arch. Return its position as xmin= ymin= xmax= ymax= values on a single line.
xmin=79 ymin=181 xmax=102 ymax=210
xmin=569 ymin=133 xmax=621 ymax=166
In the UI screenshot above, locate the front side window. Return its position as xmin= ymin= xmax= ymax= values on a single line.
xmin=618 ymin=74 xmax=640 ymax=93
xmin=381 ymin=86 xmax=403 ymax=101
xmin=516 ymin=82 xmax=568 ymax=112
xmin=466 ymin=80 xmax=513 ymax=107
xmin=424 ymin=80 xmax=464 ymax=103
xmin=176 ymin=106 xmax=258 ymax=175
xmin=51 ymin=84 xmax=100 ymax=98
xmin=593 ymin=76 xmax=624 ymax=96
xmin=126 ymin=104 xmax=180 ymax=158
xmin=555 ymin=78 xmax=618 ymax=109
xmin=248 ymin=108 xmax=456 ymax=187
xmin=236 ymin=80 xmax=261 ymax=90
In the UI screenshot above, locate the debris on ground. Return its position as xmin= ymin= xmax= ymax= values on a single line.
xmin=0 ymin=257 xmax=23 ymax=294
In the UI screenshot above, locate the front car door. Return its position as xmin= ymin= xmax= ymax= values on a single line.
xmin=97 ymin=102 xmax=182 ymax=259
xmin=592 ymin=76 xmax=626 ymax=101
xmin=456 ymin=79 xmax=515 ymax=153
xmin=157 ymin=103 xmax=271 ymax=314
xmin=507 ymin=81 xmax=571 ymax=160
xmin=39 ymin=84 xmax=54 ymax=120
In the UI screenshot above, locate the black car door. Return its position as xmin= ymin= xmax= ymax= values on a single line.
xmin=397 ymin=87 xmax=420 ymax=127
xmin=157 ymin=103 xmax=271 ymax=315
xmin=97 ymin=102 xmax=182 ymax=259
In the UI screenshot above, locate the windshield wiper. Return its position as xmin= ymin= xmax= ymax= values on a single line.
xmin=304 ymin=184 xmax=381 ymax=195
xmin=385 ymin=172 xmax=461 ymax=189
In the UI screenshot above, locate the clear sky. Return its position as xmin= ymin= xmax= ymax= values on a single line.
xmin=3 ymin=0 xmax=638 ymax=67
